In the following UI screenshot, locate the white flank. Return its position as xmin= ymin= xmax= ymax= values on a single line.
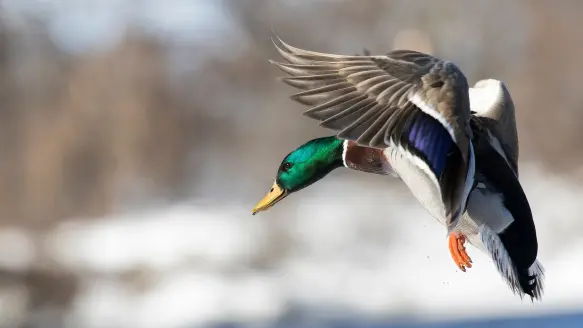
xmin=388 ymin=139 xmax=440 ymax=191
xmin=385 ymin=139 xmax=445 ymax=222
xmin=408 ymin=92 xmax=457 ymax=143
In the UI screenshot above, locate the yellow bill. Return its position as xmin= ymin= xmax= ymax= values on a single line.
xmin=252 ymin=182 xmax=288 ymax=215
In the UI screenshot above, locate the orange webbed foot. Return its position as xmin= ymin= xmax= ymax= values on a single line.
xmin=448 ymin=233 xmax=472 ymax=272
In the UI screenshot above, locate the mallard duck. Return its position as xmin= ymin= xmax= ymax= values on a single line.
xmin=253 ymin=37 xmax=545 ymax=299
xmin=266 ymin=35 xmax=476 ymax=235
xmin=252 ymin=78 xmax=544 ymax=300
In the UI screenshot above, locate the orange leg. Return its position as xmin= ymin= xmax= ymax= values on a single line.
xmin=448 ymin=233 xmax=472 ymax=272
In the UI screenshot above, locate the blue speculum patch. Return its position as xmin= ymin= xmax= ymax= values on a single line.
xmin=407 ymin=114 xmax=453 ymax=175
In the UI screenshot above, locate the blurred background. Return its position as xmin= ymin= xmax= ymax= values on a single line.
xmin=1 ymin=0 xmax=583 ymax=327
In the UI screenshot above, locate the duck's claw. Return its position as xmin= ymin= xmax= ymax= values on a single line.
xmin=448 ymin=233 xmax=472 ymax=272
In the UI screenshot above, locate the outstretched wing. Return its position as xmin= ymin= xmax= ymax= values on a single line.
xmin=271 ymin=35 xmax=472 ymax=162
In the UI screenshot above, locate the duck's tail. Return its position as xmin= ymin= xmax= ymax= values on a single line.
xmin=479 ymin=225 xmax=545 ymax=301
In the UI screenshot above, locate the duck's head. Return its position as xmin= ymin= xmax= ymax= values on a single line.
xmin=252 ymin=136 xmax=345 ymax=215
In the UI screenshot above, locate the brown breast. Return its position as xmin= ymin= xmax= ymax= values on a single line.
xmin=344 ymin=141 xmax=392 ymax=175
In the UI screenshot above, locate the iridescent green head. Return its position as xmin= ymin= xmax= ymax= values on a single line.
xmin=252 ymin=136 xmax=344 ymax=214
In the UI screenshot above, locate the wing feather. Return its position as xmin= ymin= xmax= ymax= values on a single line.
xmin=270 ymin=35 xmax=472 ymax=154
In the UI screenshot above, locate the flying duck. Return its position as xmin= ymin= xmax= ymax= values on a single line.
xmin=253 ymin=37 xmax=544 ymax=299
xmin=252 ymin=78 xmax=544 ymax=300
xmin=267 ymin=35 xmax=476 ymax=234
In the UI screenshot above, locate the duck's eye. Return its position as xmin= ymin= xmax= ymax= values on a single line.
xmin=282 ymin=162 xmax=292 ymax=172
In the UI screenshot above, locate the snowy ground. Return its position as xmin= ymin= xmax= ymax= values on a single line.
xmin=1 ymin=164 xmax=583 ymax=328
